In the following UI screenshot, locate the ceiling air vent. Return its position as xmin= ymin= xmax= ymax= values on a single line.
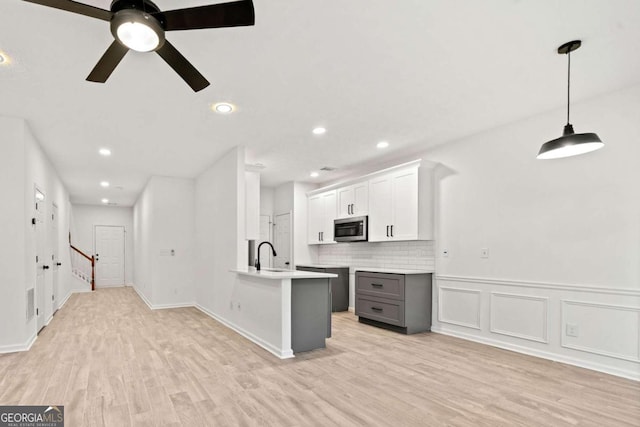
xmin=320 ymin=166 xmax=336 ymax=171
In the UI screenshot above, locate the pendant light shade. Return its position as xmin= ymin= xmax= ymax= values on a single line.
xmin=537 ymin=40 xmax=604 ymax=160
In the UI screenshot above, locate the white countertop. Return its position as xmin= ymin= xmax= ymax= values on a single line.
xmin=232 ymin=268 xmax=337 ymax=280
xmin=352 ymin=267 xmax=434 ymax=275
xmin=296 ymin=263 xmax=351 ymax=269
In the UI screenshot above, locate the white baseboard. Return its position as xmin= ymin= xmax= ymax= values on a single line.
xmin=130 ymin=285 xmax=195 ymax=311
xmin=132 ymin=285 xmax=153 ymax=309
xmin=431 ymin=326 xmax=639 ymax=382
xmin=0 ymin=333 xmax=37 ymax=354
xmin=195 ymin=304 xmax=294 ymax=359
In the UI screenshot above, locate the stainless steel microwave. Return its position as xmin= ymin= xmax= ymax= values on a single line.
xmin=334 ymin=216 xmax=368 ymax=242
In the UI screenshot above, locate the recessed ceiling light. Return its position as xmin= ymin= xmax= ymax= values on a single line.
xmin=312 ymin=127 xmax=326 ymax=135
xmin=213 ymin=103 xmax=234 ymax=114
xmin=99 ymin=148 xmax=112 ymax=156
xmin=310 ymin=171 xmax=319 ymax=178
xmin=101 ymin=198 xmax=109 ymax=204
xmin=377 ymin=141 xmax=389 ymax=149
xmin=100 ymin=181 xmax=110 ymax=188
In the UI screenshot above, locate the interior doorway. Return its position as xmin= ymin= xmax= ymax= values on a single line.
xmin=94 ymin=225 xmax=125 ymax=287
xmin=258 ymin=214 xmax=272 ymax=268
xmin=273 ymin=212 xmax=292 ymax=269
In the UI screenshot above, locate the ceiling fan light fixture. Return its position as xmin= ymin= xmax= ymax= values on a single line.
xmin=537 ymin=40 xmax=604 ymax=160
xmin=111 ymin=10 xmax=165 ymax=52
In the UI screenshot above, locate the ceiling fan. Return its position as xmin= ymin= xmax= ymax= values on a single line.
xmin=22 ymin=0 xmax=255 ymax=92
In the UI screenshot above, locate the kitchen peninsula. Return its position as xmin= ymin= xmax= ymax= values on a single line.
xmin=231 ymin=268 xmax=337 ymax=358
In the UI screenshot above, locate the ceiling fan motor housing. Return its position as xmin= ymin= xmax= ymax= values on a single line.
xmin=110 ymin=0 xmax=166 ymax=51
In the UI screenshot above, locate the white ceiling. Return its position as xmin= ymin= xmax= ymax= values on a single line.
xmin=1 ymin=0 xmax=640 ymax=206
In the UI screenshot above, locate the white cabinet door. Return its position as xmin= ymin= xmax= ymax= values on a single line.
xmin=308 ymin=190 xmax=336 ymax=244
xmin=321 ymin=191 xmax=337 ymax=243
xmin=390 ymin=169 xmax=418 ymax=240
xmin=337 ymin=182 xmax=368 ymax=218
xmin=308 ymin=194 xmax=323 ymax=244
xmin=337 ymin=186 xmax=354 ymax=218
xmin=352 ymin=182 xmax=369 ymax=216
xmin=368 ymin=175 xmax=393 ymax=241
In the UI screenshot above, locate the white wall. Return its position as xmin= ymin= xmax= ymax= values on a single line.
xmin=420 ymin=85 xmax=640 ymax=380
xmin=194 ymin=146 xmax=245 ymax=317
xmin=0 ymin=116 xmax=72 ymax=352
xmin=133 ymin=176 xmax=195 ymax=308
xmin=71 ymin=205 xmax=134 ymax=285
xmin=260 ymin=186 xmax=275 ymax=216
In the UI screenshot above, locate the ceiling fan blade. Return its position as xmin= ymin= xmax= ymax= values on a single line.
xmin=22 ymin=0 xmax=112 ymax=21
xmin=154 ymin=0 xmax=255 ymax=31
xmin=156 ymin=41 xmax=210 ymax=92
xmin=86 ymin=41 xmax=129 ymax=83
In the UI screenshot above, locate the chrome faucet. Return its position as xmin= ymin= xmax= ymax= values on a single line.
xmin=255 ymin=241 xmax=277 ymax=271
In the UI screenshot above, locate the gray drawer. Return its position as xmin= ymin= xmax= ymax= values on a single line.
xmin=356 ymin=295 xmax=405 ymax=327
xmin=356 ymin=272 xmax=405 ymax=301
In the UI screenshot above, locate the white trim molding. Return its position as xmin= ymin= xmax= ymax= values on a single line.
xmin=438 ymin=286 xmax=481 ymax=330
xmin=0 ymin=333 xmax=37 ymax=354
xmin=437 ymin=274 xmax=640 ymax=296
xmin=490 ymin=292 xmax=549 ymax=344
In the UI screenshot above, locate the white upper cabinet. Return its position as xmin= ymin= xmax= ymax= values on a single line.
xmin=368 ymin=165 xmax=432 ymax=242
xmin=307 ymin=190 xmax=337 ymax=245
xmin=337 ymin=182 xmax=368 ymax=218
xmin=307 ymin=159 xmax=434 ymax=245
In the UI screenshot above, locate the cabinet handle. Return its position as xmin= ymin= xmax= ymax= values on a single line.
xmin=386 ymin=225 xmax=389 ymax=237
xmin=350 ymin=204 xmax=354 ymax=215
xmin=371 ymin=307 xmax=383 ymax=312
xmin=321 ymin=232 xmax=323 ymax=241
xmin=318 ymin=232 xmax=321 ymax=242
xmin=371 ymin=283 xmax=383 ymax=288
xmin=349 ymin=204 xmax=351 ymax=215
xmin=390 ymin=225 xmax=394 ymax=237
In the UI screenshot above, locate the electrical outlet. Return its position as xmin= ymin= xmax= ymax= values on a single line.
xmin=566 ymin=323 xmax=579 ymax=337
xmin=480 ymin=248 xmax=489 ymax=258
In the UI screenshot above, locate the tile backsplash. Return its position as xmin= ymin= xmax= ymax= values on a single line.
xmin=317 ymin=241 xmax=435 ymax=270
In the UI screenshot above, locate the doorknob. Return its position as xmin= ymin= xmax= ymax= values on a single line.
xmin=56 ymin=262 xmax=62 ymax=266
xmin=285 ymin=262 xmax=290 ymax=265
xmin=43 ymin=265 xmax=50 ymax=270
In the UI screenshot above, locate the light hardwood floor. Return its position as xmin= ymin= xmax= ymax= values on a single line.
xmin=0 ymin=287 xmax=638 ymax=426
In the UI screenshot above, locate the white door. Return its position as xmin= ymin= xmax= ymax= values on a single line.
xmin=258 ymin=214 xmax=272 ymax=268
xmin=352 ymin=182 xmax=369 ymax=216
xmin=95 ymin=225 xmax=125 ymax=287
xmin=51 ymin=204 xmax=59 ymax=312
xmin=337 ymin=187 xmax=354 ymax=218
xmin=273 ymin=212 xmax=291 ymax=269
xmin=34 ymin=187 xmax=46 ymax=332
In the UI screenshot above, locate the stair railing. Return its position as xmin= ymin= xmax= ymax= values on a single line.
xmin=69 ymin=233 xmax=95 ymax=291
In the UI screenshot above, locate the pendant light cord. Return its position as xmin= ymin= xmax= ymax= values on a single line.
xmin=566 ymin=50 xmax=571 ymax=125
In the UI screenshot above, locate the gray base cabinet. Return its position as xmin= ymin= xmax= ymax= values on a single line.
xmin=355 ymin=271 xmax=432 ymax=334
xmin=291 ymin=278 xmax=331 ymax=353
xmin=296 ymin=266 xmax=349 ymax=312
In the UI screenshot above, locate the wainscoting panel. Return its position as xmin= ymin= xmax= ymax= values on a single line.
xmin=562 ymin=300 xmax=640 ymax=362
xmin=438 ymin=287 xmax=481 ymax=329
xmin=434 ymin=275 xmax=640 ymax=380
xmin=490 ymin=292 xmax=548 ymax=343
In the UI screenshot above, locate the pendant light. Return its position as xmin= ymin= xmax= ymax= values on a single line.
xmin=537 ymin=40 xmax=604 ymax=160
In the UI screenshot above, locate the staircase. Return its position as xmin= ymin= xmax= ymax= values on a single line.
xmin=69 ymin=233 xmax=95 ymax=291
